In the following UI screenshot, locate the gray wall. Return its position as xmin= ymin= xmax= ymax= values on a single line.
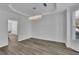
xmin=0 ymin=10 xmax=21 ymax=47
xmin=0 ymin=9 xmax=31 ymax=47
xmin=0 ymin=11 xmax=8 ymax=47
xmin=18 ymin=17 xmax=31 ymax=41
xmin=31 ymin=11 xmax=67 ymax=43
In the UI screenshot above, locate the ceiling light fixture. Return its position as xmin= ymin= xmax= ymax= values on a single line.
xmin=28 ymin=15 xmax=42 ymax=20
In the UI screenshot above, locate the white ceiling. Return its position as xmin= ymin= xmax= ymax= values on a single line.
xmin=9 ymin=3 xmax=77 ymax=16
xmin=11 ymin=3 xmax=56 ymax=16
xmin=0 ymin=3 xmax=77 ymax=16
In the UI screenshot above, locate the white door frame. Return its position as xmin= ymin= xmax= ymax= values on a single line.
xmin=67 ymin=4 xmax=79 ymax=51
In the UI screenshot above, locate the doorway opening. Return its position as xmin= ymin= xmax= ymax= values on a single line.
xmin=8 ymin=20 xmax=18 ymax=35
xmin=72 ymin=9 xmax=79 ymax=40
xmin=8 ymin=20 xmax=18 ymax=47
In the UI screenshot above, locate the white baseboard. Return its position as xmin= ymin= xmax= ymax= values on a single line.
xmin=18 ymin=36 xmax=32 ymax=41
xmin=66 ymin=45 xmax=79 ymax=52
xmin=32 ymin=36 xmax=65 ymax=43
xmin=0 ymin=42 xmax=8 ymax=48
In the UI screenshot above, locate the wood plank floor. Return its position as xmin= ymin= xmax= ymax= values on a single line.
xmin=0 ymin=38 xmax=79 ymax=55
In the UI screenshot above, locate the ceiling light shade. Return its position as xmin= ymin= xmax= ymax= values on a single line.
xmin=28 ymin=15 xmax=42 ymax=20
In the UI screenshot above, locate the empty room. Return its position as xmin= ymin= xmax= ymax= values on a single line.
xmin=0 ymin=3 xmax=79 ymax=55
